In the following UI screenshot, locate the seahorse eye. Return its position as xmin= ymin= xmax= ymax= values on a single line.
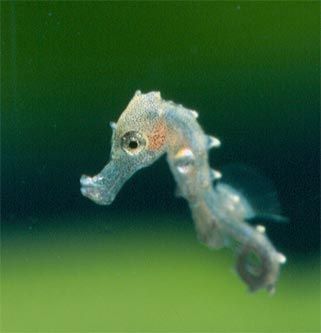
xmin=128 ymin=140 xmax=138 ymax=149
xmin=121 ymin=131 xmax=146 ymax=155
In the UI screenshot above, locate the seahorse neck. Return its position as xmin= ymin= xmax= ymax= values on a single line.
xmin=163 ymin=104 xmax=212 ymax=205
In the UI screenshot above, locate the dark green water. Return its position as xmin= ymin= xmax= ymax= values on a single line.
xmin=1 ymin=2 xmax=320 ymax=332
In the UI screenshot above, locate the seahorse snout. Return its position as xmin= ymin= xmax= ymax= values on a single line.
xmin=80 ymin=158 xmax=138 ymax=206
xmin=80 ymin=174 xmax=115 ymax=205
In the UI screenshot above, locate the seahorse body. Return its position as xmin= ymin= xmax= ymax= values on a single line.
xmin=80 ymin=91 xmax=286 ymax=293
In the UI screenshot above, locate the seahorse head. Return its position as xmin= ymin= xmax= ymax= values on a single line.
xmin=80 ymin=91 xmax=168 ymax=205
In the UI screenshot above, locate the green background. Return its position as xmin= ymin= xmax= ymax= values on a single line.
xmin=1 ymin=2 xmax=320 ymax=332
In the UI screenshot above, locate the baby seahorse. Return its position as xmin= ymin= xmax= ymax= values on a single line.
xmin=80 ymin=91 xmax=287 ymax=293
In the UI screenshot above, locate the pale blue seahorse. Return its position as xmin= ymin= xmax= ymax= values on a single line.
xmin=80 ymin=91 xmax=287 ymax=293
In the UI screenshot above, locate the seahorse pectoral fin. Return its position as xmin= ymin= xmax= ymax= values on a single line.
xmin=80 ymin=157 xmax=136 ymax=205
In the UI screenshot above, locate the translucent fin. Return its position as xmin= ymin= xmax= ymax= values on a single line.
xmin=246 ymin=214 xmax=289 ymax=225
xmin=218 ymin=164 xmax=284 ymax=218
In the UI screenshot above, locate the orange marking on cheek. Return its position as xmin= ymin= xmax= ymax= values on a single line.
xmin=148 ymin=121 xmax=167 ymax=150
